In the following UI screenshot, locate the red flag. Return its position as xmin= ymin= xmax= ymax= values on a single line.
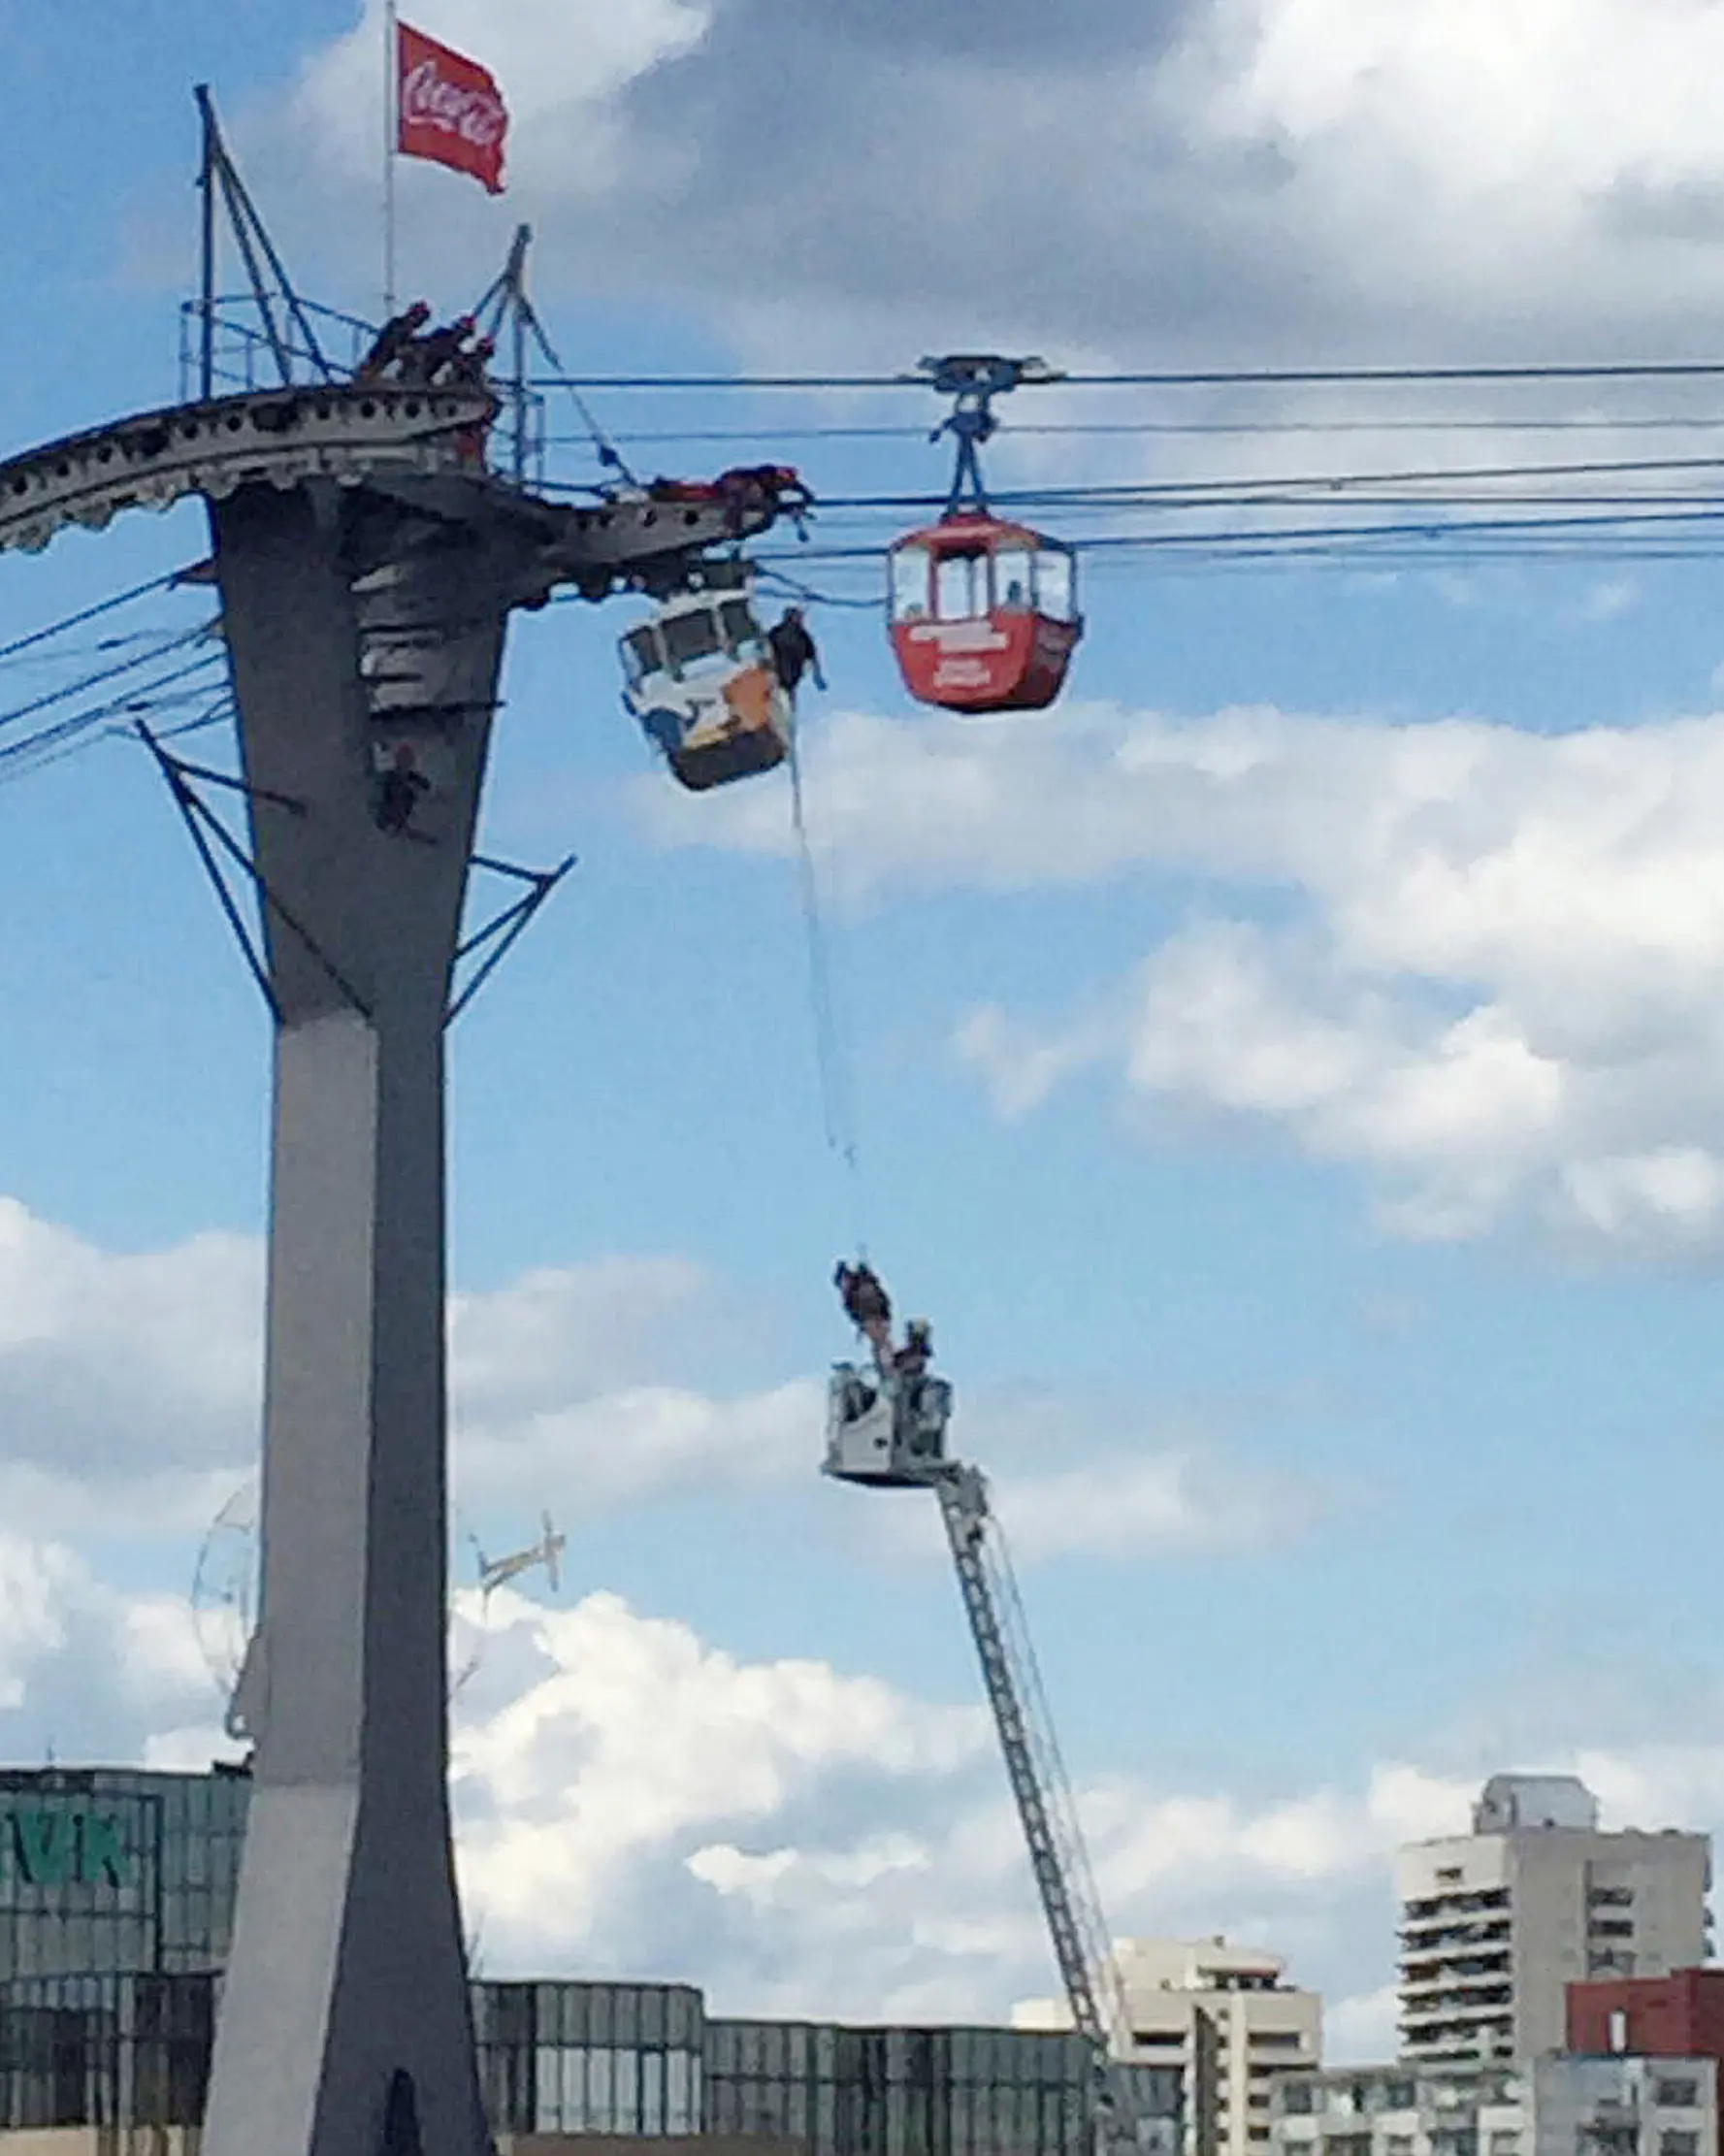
xmin=396 ymin=19 xmax=508 ymax=196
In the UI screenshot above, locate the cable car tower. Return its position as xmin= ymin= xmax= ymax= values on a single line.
xmin=823 ymin=1327 xmax=1151 ymax=2153
xmin=0 ymin=95 xmax=807 ymax=2156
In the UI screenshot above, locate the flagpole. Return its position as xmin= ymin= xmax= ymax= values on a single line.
xmin=383 ymin=0 xmax=399 ymax=316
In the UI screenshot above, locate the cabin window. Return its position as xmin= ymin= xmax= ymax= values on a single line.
xmin=992 ymin=547 xmax=1033 ymax=610
xmin=890 ymin=548 xmax=931 ymax=621
xmin=934 ymin=552 xmax=984 ymax=620
xmin=621 ymin=628 xmax=660 ymax=684
xmin=660 ymin=607 xmax=726 ymax=672
xmin=717 ymin=598 xmax=759 ymax=657
xmin=1036 ymin=548 xmax=1076 ymax=622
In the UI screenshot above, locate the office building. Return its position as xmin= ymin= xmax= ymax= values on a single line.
xmin=1397 ymin=1776 xmax=1710 ymax=2066
xmin=1269 ymin=2055 xmax=1716 ymax=2156
xmin=0 ymin=1765 xmax=1185 ymax=2154
xmin=0 ymin=1970 xmax=1183 ymax=2153
xmin=0 ymin=1765 xmax=248 ymax=1985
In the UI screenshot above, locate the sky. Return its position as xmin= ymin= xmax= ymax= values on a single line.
xmin=10 ymin=0 xmax=1724 ymax=2067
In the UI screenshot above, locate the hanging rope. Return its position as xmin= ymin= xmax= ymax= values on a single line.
xmin=786 ymin=720 xmax=867 ymax=1257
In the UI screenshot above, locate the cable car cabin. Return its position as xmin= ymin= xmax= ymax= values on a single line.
xmin=620 ymin=587 xmax=792 ymax=792
xmin=888 ymin=516 xmax=1082 ymax=712
xmin=824 ymin=1361 xmax=955 ymax=1487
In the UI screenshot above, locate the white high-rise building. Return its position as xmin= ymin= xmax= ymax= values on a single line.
xmin=1016 ymin=1937 xmax=1322 ymax=2156
xmin=1396 ymin=1774 xmax=1710 ymax=2068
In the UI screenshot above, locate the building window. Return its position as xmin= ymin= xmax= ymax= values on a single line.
xmin=1658 ymin=2133 xmax=1700 ymax=2156
xmin=1656 ymin=2084 xmax=1700 ymax=2112
xmin=1488 ymin=2136 xmax=1519 ymax=2156
xmin=1385 ymin=2138 xmax=1416 ymax=2156
xmin=1588 ymin=1888 xmax=1634 ymax=1908
xmin=1589 ymin=1921 xmax=1635 ymax=1940
xmin=1283 ymin=2085 xmax=1316 ymax=2116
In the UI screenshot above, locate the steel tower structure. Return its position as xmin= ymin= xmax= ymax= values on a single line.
xmin=0 ymin=99 xmax=806 ymax=2156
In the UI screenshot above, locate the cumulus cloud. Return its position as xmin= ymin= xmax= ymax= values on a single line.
xmin=444 ymin=1590 xmax=1724 ymax=2042
xmin=655 ymin=701 xmax=1724 ymax=1258
xmin=0 ymin=1203 xmax=816 ymax=1527
xmin=0 ymin=1195 xmax=1325 ymax=1560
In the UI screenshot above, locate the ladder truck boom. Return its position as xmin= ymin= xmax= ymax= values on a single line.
xmin=824 ymin=1326 xmax=1145 ymax=2149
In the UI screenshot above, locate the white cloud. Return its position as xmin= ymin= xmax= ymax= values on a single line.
xmin=441 ymin=1592 xmax=1724 ymax=2034
xmin=261 ymin=0 xmax=1724 ymax=416
xmin=662 ymin=702 xmax=1724 ymax=1259
xmin=864 ymin=1441 xmax=1348 ymax=1569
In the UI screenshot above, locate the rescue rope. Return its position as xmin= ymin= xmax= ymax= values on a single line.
xmin=786 ymin=719 xmax=868 ymax=1258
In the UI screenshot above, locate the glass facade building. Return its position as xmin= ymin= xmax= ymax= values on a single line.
xmin=0 ymin=1766 xmax=247 ymax=1985
xmin=474 ymin=1979 xmax=706 ymax=2139
xmin=0 ymin=1970 xmax=1182 ymax=2151
xmin=0 ymin=1770 xmax=1184 ymax=2154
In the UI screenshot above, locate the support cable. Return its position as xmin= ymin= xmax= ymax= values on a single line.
xmin=786 ymin=728 xmax=867 ymax=1255
xmin=0 ymin=572 xmax=186 ymax=669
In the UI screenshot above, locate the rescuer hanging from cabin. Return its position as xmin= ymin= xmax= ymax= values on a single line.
xmin=355 ymin=301 xmax=432 ymax=382
xmin=768 ymin=606 xmax=827 ymax=704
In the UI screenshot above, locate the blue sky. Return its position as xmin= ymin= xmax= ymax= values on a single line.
xmin=9 ymin=0 xmax=1724 ymax=2058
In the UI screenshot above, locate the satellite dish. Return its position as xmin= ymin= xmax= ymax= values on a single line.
xmin=191 ymin=1479 xmax=258 ymax=1704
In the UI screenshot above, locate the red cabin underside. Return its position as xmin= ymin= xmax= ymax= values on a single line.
xmin=891 ymin=611 xmax=1081 ymax=711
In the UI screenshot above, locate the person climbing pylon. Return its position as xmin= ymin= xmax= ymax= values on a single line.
xmin=374 ymin=742 xmax=431 ymax=834
xmin=833 ymin=1258 xmax=892 ymax=1362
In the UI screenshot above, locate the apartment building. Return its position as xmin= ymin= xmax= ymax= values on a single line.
xmin=1017 ymin=1937 xmax=1320 ymax=2156
xmin=1397 ymin=1777 xmax=1709 ymax=2066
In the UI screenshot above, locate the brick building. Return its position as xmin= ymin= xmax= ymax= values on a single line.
xmin=1568 ymin=1969 xmax=1724 ymax=2065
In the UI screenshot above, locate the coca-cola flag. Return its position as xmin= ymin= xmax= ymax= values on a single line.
xmin=396 ymin=20 xmax=508 ymax=195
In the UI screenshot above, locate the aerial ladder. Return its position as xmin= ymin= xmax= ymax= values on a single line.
xmin=823 ymin=1306 xmax=1152 ymax=2152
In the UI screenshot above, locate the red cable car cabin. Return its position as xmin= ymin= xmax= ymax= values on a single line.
xmin=888 ymin=515 xmax=1083 ymax=713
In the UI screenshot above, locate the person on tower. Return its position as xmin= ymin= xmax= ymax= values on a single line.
xmin=768 ymin=607 xmax=827 ymax=704
xmin=373 ymin=742 xmax=432 ymax=834
xmin=834 ymin=1259 xmax=893 ymax=1361
xmin=404 ymin=315 xmax=479 ymax=385
xmin=447 ymin=335 xmax=497 ymax=389
xmin=355 ymin=301 xmax=431 ymax=381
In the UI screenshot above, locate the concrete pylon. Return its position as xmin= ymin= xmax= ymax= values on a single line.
xmin=200 ymin=478 xmax=517 ymax=2156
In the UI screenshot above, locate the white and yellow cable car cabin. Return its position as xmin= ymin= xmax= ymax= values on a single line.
xmin=619 ymin=583 xmax=792 ymax=792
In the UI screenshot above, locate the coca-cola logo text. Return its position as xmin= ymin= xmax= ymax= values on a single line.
xmin=401 ymin=59 xmax=505 ymax=148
